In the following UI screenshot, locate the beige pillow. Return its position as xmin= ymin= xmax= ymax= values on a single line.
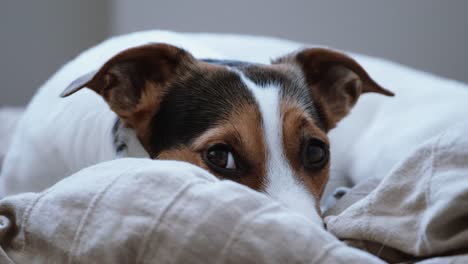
xmin=0 ymin=158 xmax=381 ymax=264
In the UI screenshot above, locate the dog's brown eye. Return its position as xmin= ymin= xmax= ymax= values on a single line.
xmin=303 ymin=138 xmax=329 ymax=170
xmin=203 ymin=144 xmax=237 ymax=172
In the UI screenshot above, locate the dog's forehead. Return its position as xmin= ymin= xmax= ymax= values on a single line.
xmin=149 ymin=59 xmax=320 ymax=155
xmin=202 ymin=59 xmax=315 ymax=105
xmin=227 ymin=60 xmax=322 ymax=129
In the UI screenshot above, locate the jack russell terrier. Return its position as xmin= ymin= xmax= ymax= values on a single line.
xmin=0 ymin=38 xmax=393 ymax=224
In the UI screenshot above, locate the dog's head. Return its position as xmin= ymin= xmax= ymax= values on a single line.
xmin=62 ymin=43 xmax=393 ymax=223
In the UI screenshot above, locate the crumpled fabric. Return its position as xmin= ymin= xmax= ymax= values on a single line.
xmin=325 ymin=122 xmax=468 ymax=263
xmin=0 ymin=158 xmax=382 ymax=264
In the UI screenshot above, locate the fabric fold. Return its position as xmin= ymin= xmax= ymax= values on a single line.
xmin=325 ymin=122 xmax=468 ymax=262
xmin=0 ymin=158 xmax=382 ymax=264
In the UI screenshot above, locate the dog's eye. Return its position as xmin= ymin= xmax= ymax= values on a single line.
xmin=303 ymin=138 xmax=329 ymax=170
xmin=203 ymin=144 xmax=237 ymax=172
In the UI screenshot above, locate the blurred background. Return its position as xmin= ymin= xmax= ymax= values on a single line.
xmin=1 ymin=0 xmax=467 ymax=106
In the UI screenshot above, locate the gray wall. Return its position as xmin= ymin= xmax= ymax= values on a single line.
xmin=0 ymin=1 xmax=110 ymax=106
xmin=1 ymin=1 xmax=467 ymax=106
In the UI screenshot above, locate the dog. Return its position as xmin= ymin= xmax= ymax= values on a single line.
xmin=0 ymin=35 xmax=393 ymax=224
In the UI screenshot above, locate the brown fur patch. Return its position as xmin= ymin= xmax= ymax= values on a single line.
xmin=119 ymin=81 xmax=166 ymax=149
xmin=273 ymin=48 xmax=394 ymax=131
xmin=281 ymin=99 xmax=330 ymax=199
xmin=157 ymin=147 xmax=205 ymax=168
xmin=61 ymin=44 xmax=202 ymax=153
xmin=183 ymin=102 xmax=267 ymax=191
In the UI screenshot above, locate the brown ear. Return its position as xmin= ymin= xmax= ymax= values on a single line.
xmin=61 ymin=43 xmax=194 ymax=143
xmin=273 ymin=48 xmax=394 ymax=130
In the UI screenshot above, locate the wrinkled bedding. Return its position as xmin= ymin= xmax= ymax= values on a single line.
xmin=0 ymin=115 xmax=467 ymax=263
xmin=325 ymin=122 xmax=468 ymax=263
xmin=1 ymin=31 xmax=468 ymax=263
xmin=0 ymin=158 xmax=383 ymax=264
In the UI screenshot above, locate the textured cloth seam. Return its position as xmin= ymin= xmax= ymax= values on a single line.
xmin=313 ymin=242 xmax=349 ymax=264
xmin=67 ymin=167 xmax=134 ymax=264
xmin=421 ymin=132 xmax=445 ymax=254
xmin=136 ymin=180 xmax=206 ymax=264
xmin=21 ymin=187 xmax=56 ymax=253
xmin=215 ymin=203 xmax=280 ymax=264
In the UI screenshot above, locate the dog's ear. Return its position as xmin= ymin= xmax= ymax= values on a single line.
xmin=61 ymin=43 xmax=194 ymax=141
xmin=273 ymin=48 xmax=394 ymax=130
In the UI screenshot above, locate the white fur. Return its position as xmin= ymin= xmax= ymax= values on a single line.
xmin=234 ymin=71 xmax=323 ymax=225
xmin=114 ymin=125 xmax=150 ymax=159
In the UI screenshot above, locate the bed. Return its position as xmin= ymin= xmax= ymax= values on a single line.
xmin=0 ymin=31 xmax=467 ymax=263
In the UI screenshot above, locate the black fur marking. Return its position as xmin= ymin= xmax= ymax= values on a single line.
xmin=112 ymin=118 xmax=128 ymax=155
xmin=149 ymin=69 xmax=255 ymax=156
